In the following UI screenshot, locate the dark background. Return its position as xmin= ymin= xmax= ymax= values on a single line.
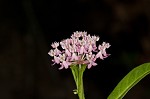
xmin=0 ymin=0 xmax=150 ymax=99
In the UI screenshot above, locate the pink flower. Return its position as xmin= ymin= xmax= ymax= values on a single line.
xmin=86 ymin=53 xmax=97 ymax=69
xmin=80 ymin=46 xmax=87 ymax=54
xmin=88 ymin=45 xmax=93 ymax=52
xmin=48 ymin=50 xmax=55 ymax=56
xmin=96 ymin=51 xmax=104 ymax=60
xmin=51 ymin=42 xmax=59 ymax=48
xmin=96 ymin=42 xmax=111 ymax=59
xmin=48 ymin=31 xmax=110 ymax=69
xmin=65 ymin=49 xmax=71 ymax=56
xmin=71 ymin=53 xmax=78 ymax=61
xmin=54 ymin=56 xmax=60 ymax=64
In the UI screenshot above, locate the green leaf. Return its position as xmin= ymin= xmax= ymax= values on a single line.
xmin=108 ymin=62 xmax=150 ymax=99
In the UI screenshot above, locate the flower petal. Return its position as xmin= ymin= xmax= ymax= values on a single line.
xmin=71 ymin=53 xmax=78 ymax=61
xmin=88 ymin=45 xmax=93 ymax=52
xmin=96 ymin=51 xmax=104 ymax=60
xmin=62 ymin=61 xmax=71 ymax=69
xmin=59 ymin=65 xmax=64 ymax=70
xmin=65 ymin=49 xmax=71 ymax=56
xmin=54 ymin=56 xmax=60 ymax=64
xmin=87 ymin=64 xmax=92 ymax=69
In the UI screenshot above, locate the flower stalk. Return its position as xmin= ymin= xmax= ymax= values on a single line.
xmin=71 ymin=64 xmax=86 ymax=99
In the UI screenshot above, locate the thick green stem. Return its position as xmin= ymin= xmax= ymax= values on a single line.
xmin=70 ymin=64 xmax=86 ymax=99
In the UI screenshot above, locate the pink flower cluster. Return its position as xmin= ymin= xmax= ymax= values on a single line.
xmin=48 ymin=31 xmax=110 ymax=69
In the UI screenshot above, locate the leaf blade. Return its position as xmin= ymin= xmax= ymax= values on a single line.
xmin=108 ymin=63 xmax=150 ymax=99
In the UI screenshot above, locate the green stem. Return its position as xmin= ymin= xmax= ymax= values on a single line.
xmin=78 ymin=67 xmax=85 ymax=99
xmin=70 ymin=64 xmax=86 ymax=99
